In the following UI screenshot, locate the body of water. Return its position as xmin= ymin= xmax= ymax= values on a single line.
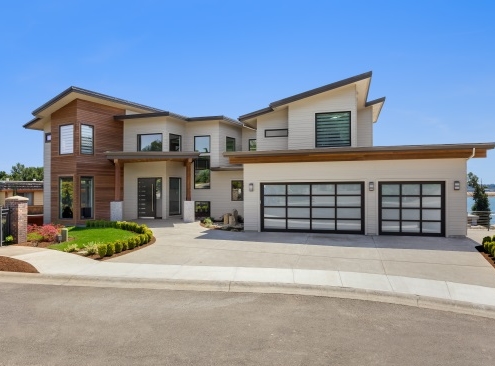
xmin=467 ymin=196 xmax=495 ymax=224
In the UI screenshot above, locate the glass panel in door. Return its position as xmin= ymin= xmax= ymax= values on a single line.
xmin=169 ymin=177 xmax=181 ymax=215
xmin=138 ymin=178 xmax=161 ymax=218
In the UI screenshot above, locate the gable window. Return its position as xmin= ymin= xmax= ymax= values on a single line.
xmin=226 ymin=137 xmax=236 ymax=152
xmin=265 ymin=129 xmax=288 ymax=138
xmin=194 ymin=136 xmax=210 ymax=153
xmin=315 ymin=111 xmax=351 ymax=147
xmin=59 ymin=125 xmax=74 ymax=154
xmin=80 ymin=177 xmax=94 ymax=219
xmin=45 ymin=133 xmax=52 ymax=143
xmin=194 ymin=156 xmax=210 ymax=189
xmin=249 ymin=139 xmax=257 ymax=151
xmin=81 ymin=125 xmax=94 ymax=154
xmin=169 ymin=134 xmax=181 ymax=151
xmin=232 ymin=180 xmax=243 ymax=201
xmin=59 ymin=177 xmax=74 ymax=219
xmin=138 ymin=133 xmax=162 ymax=151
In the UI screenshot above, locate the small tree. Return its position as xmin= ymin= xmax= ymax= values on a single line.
xmin=467 ymin=172 xmax=491 ymax=227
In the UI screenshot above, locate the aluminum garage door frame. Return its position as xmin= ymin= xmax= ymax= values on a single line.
xmin=378 ymin=181 xmax=445 ymax=237
xmin=261 ymin=182 xmax=364 ymax=234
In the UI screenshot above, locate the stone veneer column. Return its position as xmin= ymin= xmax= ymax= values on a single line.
xmin=5 ymin=196 xmax=29 ymax=244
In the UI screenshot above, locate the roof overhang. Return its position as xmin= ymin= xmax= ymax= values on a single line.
xmin=105 ymin=151 xmax=200 ymax=164
xmin=224 ymin=143 xmax=495 ymax=164
xmin=210 ymin=165 xmax=243 ymax=171
xmin=239 ymin=71 xmax=385 ymax=123
xmin=113 ymin=113 xmax=243 ymax=127
xmin=24 ymin=87 xmax=164 ymax=130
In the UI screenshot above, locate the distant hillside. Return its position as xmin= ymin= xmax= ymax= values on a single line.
xmin=467 ymin=183 xmax=495 ymax=192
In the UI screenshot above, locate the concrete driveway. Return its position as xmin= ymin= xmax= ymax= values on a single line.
xmin=109 ymin=219 xmax=495 ymax=288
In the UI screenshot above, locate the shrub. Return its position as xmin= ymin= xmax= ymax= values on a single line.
xmin=114 ymin=240 xmax=123 ymax=253
xmin=490 ymin=242 xmax=495 ymax=257
xmin=486 ymin=242 xmax=495 ymax=256
xmin=106 ymin=243 xmax=115 ymax=257
xmin=127 ymin=237 xmax=135 ymax=250
xmin=97 ymin=244 xmax=107 ymax=258
xmin=482 ymin=236 xmax=492 ymax=245
xmin=83 ymin=242 xmax=99 ymax=255
xmin=5 ymin=235 xmax=14 ymax=244
xmin=28 ymin=223 xmax=62 ymax=242
xmin=63 ymin=243 xmax=79 ymax=253
xmin=122 ymin=241 xmax=128 ymax=251
xmin=27 ymin=232 xmax=43 ymax=242
xmin=203 ymin=217 xmax=213 ymax=227
xmin=492 ymin=235 xmax=495 ymax=242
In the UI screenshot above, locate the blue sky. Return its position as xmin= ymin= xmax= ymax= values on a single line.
xmin=1 ymin=0 xmax=494 ymax=182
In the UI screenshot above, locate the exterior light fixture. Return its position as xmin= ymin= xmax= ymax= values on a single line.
xmin=454 ymin=181 xmax=460 ymax=190
xmin=249 ymin=183 xmax=254 ymax=192
xmin=368 ymin=181 xmax=374 ymax=191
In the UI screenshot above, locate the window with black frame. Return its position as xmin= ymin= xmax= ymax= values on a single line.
xmin=315 ymin=112 xmax=351 ymax=147
xmin=194 ymin=156 xmax=210 ymax=189
xmin=169 ymin=134 xmax=181 ymax=151
xmin=138 ymin=134 xmax=162 ymax=151
xmin=80 ymin=125 xmax=94 ymax=154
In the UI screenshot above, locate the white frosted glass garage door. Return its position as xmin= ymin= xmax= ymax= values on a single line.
xmin=379 ymin=182 xmax=445 ymax=236
xmin=261 ymin=182 xmax=364 ymax=233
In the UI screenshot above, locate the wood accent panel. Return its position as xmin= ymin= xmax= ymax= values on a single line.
xmin=227 ymin=148 xmax=487 ymax=164
xmin=50 ymin=99 xmax=125 ymax=225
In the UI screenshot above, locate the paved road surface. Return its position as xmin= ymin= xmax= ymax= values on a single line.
xmin=0 ymin=283 xmax=494 ymax=366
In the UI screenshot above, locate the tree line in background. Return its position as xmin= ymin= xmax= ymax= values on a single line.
xmin=0 ymin=163 xmax=43 ymax=181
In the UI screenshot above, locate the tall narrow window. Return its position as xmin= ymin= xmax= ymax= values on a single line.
xmin=59 ymin=125 xmax=74 ymax=154
xmin=194 ymin=136 xmax=210 ymax=153
xmin=59 ymin=177 xmax=74 ymax=219
xmin=194 ymin=156 xmax=210 ymax=189
xmin=232 ymin=180 xmax=243 ymax=201
xmin=249 ymin=139 xmax=257 ymax=151
xmin=226 ymin=137 xmax=236 ymax=152
xmin=169 ymin=134 xmax=181 ymax=151
xmin=138 ymin=134 xmax=162 ymax=151
xmin=315 ymin=112 xmax=351 ymax=147
xmin=81 ymin=125 xmax=94 ymax=154
xmin=80 ymin=177 xmax=94 ymax=219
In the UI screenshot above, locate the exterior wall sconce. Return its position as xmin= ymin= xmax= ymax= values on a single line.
xmin=249 ymin=183 xmax=254 ymax=192
xmin=454 ymin=181 xmax=460 ymax=190
xmin=368 ymin=181 xmax=374 ymax=191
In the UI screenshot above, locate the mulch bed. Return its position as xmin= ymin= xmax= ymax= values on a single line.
xmin=475 ymin=246 xmax=495 ymax=269
xmin=0 ymin=256 xmax=39 ymax=273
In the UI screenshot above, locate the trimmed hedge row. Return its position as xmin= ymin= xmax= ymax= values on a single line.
xmin=482 ymin=235 xmax=495 ymax=257
xmin=85 ymin=220 xmax=154 ymax=258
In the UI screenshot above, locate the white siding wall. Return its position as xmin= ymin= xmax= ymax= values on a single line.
xmin=242 ymin=127 xmax=257 ymax=151
xmin=191 ymin=170 xmax=244 ymax=220
xmin=243 ymin=158 xmax=467 ymax=237
xmin=288 ymin=85 xmax=357 ymax=149
xmin=357 ymin=107 xmax=373 ymax=147
xmin=123 ymin=162 xmax=167 ymax=220
xmin=123 ymin=117 xmax=186 ymax=152
xmin=185 ymin=121 xmax=220 ymax=166
xmin=166 ymin=161 xmax=186 ymax=217
xmin=43 ymin=122 xmax=51 ymax=223
xmin=218 ymin=122 xmax=243 ymax=166
xmin=256 ymin=108 xmax=289 ymax=151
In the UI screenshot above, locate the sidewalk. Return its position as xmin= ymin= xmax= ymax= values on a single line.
xmin=1 ymin=243 xmax=495 ymax=318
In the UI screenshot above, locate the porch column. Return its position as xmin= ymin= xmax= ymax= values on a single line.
xmin=183 ymin=158 xmax=195 ymax=222
xmin=111 ymin=159 xmax=123 ymax=221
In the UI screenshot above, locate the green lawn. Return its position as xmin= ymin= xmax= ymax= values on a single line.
xmin=49 ymin=227 xmax=138 ymax=251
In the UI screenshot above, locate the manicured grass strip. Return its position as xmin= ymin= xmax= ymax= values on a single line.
xmin=49 ymin=227 xmax=138 ymax=251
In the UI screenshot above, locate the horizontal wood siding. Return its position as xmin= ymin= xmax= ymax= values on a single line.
xmin=256 ymin=108 xmax=288 ymax=151
xmin=357 ymin=107 xmax=373 ymax=147
xmin=50 ymin=99 xmax=124 ymax=225
xmin=243 ymin=159 xmax=466 ymax=237
xmin=43 ymin=122 xmax=51 ymax=223
xmin=288 ymin=85 xmax=357 ymax=149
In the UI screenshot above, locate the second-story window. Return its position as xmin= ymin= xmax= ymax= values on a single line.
xmin=315 ymin=111 xmax=351 ymax=147
xmin=169 ymin=134 xmax=181 ymax=151
xmin=226 ymin=137 xmax=236 ymax=152
xmin=81 ymin=125 xmax=94 ymax=154
xmin=194 ymin=136 xmax=210 ymax=153
xmin=138 ymin=133 xmax=162 ymax=151
xmin=249 ymin=139 xmax=257 ymax=151
xmin=59 ymin=125 xmax=74 ymax=154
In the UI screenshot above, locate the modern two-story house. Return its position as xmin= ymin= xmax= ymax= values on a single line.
xmin=23 ymin=71 xmax=494 ymax=237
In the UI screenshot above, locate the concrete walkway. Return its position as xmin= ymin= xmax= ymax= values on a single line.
xmin=1 ymin=220 xmax=495 ymax=317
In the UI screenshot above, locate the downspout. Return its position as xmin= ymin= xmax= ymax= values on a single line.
xmin=467 ymin=148 xmax=476 ymax=161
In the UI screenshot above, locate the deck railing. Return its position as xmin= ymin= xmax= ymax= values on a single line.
xmin=467 ymin=211 xmax=494 ymax=231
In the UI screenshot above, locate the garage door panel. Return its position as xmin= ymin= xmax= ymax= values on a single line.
xmin=261 ymin=182 xmax=363 ymax=233
xmin=379 ymin=181 xmax=445 ymax=236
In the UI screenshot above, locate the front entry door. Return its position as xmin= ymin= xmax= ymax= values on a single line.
xmin=138 ymin=178 xmax=162 ymax=219
xmin=169 ymin=177 xmax=181 ymax=215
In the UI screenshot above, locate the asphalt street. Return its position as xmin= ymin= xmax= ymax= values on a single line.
xmin=1 ymin=283 xmax=494 ymax=366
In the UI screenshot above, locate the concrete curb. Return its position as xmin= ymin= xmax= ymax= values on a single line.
xmin=1 ymin=272 xmax=495 ymax=319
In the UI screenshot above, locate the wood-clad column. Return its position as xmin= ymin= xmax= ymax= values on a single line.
xmin=114 ymin=159 xmax=121 ymax=201
xmin=185 ymin=158 xmax=192 ymax=201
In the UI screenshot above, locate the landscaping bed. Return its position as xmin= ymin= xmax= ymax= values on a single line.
xmin=0 ymin=256 xmax=38 ymax=273
xmin=479 ymin=235 xmax=495 ymax=269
